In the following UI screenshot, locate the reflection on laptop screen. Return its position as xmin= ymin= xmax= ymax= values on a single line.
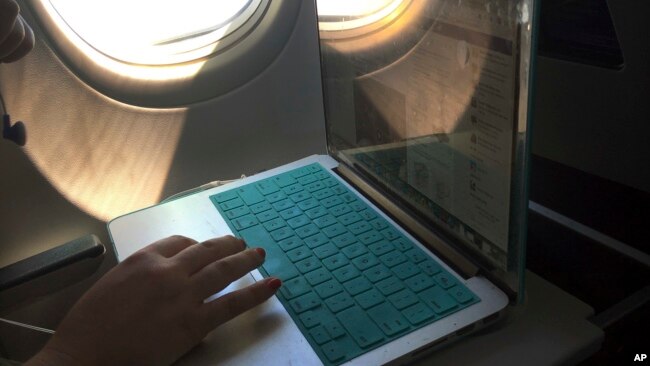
xmin=321 ymin=0 xmax=533 ymax=277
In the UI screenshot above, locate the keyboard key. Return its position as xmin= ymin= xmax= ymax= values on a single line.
xmin=289 ymin=191 xmax=311 ymax=203
xmin=331 ymin=232 xmax=357 ymax=248
xmin=262 ymin=217 xmax=285 ymax=231
xmin=231 ymin=215 xmax=258 ymax=230
xmin=281 ymin=277 xmax=311 ymax=299
xmin=322 ymin=223 xmax=347 ymax=238
xmin=270 ymin=226 xmax=294 ymax=241
xmin=368 ymin=302 xmax=409 ymax=336
xmin=364 ymin=264 xmax=392 ymax=283
xmin=312 ymin=188 xmax=334 ymax=200
xmin=279 ymin=207 xmax=302 ymax=220
xmin=332 ymin=264 xmax=360 ymax=282
xmin=402 ymin=302 xmax=435 ymax=325
xmin=342 ymin=243 xmax=368 ymax=259
xmin=404 ymin=273 xmax=435 ymax=293
xmin=325 ymin=292 xmax=355 ymax=313
xmin=392 ymin=261 xmax=420 ymax=280
xmin=368 ymin=240 xmax=395 ymax=256
xmin=380 ymin=251 xmax=408 ymax=268
xmin=265 ymin=191 xmax=287 ymax=203
xmin=381 ymin=228 xmax=400 ymax=240
xmin=256 ymin=209 xmax=278 ymax=223
xmin=272 ymin=199 xmax=294 ymax=211
xmin=313 ymin=214 xmax=337 ymax=228
xmin=321 ymin=177 xmax=338 ymax=187
xmin=211 ymin=191 xmax=238 ymax=203
xmin=287 ymin=246 xmax=311 ymax=262
xmin=287 ymin=215 xmax=310 ymax=229
xmin=355 ymin=288 xmax=385 ymax=309
xmin=405 ymin=248 xmax=428 ymax=263
xmin=219 ymin=198 xmax=244 ymax=211
xmin=321 ymin=196 xmax=343 ymax=208
xmin=434 ymin=273 xmax=456 ymax=289
xmin=272 ymin=174 xmax=297 ymax=188
xmin=349 ymin=200 xmax=366 ymax=211
xmin=313 ymin=243 xmax=338 ymax=259
xmin=352 ymin=253 xmax=379 ymax=271
xmin=348 ymin=221 xmax=372 ymax=235
xmin=376 ymin=276 xmax=405 ymax=296
xmin=303 ymin=232 xmax=329 ymax=248
xmin=369 ymin=218 xmax=388 ymax=231
xmin=249 ymin=201 xmax=272 ymax=214
xmin=321 ymin=340 xmax=345 ymax=362
xmin=297 ymin=174 xmax=318 ymax=185
xmin=305 ymin=267 xmax=332 ymax=286
xmin=339 ymin=212 xmax=363 ymax=226
xmin=330 ymin=184 xmax=346 ymax=195
xmin=290 ymin=292 xmax=321 ymax=313
xmin=290 ymin=166 xmax=312 ymax=178
xmin=305 ymin=205 xmax=328 ymax=219
xmin=314 ymin=279 xmax=343 ymax=299
xmin=282 ymin=183 xmax=303 ymax=195
xmin=329 ymin=204 xmax=353 ymax=217
xmin=420 ymin=286 xmax=458 ymax=314
xmin=255 ymin=180 xmax=279 ymax=195
xmin=298 ymin=198 xmax=320 ymax=211
xmin=236 ymin=185 xmax=265 ymax=205
xmin=388 ymin=289 xmax=419 ymax=310
xmin=310 ymin=325 xmax=331 ymax=345
xmin=277 ymin=236 xmax=303 ymax=252
xmin=296 ymin=256 xmax=322 ymax=274
xmin=448 ymin=285 xmax=475 ymax=304
xmin=358 ymin=230 xmax=384 ymax=245
xmin=392 ymin=238 xmax=412 ymax=251
xmin=358 ymin=209 xmax=377 ymax=221
xmin=343 ymin=276 xmax=373 ymax=296
xmin=299 ymin=310 xmax=320 ymax=328
xmin=224 ymin=205 xmax=251 ymax=220
xmin=294 ymin=223 xmax=320 ymax=239
xmin=419 ymin=259 xmax=443 ymax=275
xmin=322 ymin=253 xmax=349 ymax=271
xmin=339 ymin=193 xmax=357 ymax=203
xmin=337 ymin=307 xmax=383 ymax=348
xmin=323 ymin=319 xmax=345 ymax=339
xmin=305 ymin=181 xmax=326 ymax=192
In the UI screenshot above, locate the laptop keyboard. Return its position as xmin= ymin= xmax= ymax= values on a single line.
xmin=211 ymin=163 xmax=479 ymax=365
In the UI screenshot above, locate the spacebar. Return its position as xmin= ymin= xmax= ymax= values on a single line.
xmin=238 ymin=225 xmax=298 ymax=281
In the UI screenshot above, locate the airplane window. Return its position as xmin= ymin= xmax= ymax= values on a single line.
xmin=317 ymin=0 xmax=408 ymax=33
xmin=46 ymin=0 xmax=264 ymax=65
xmin=27 ymin=0 xmax=300 ymax=107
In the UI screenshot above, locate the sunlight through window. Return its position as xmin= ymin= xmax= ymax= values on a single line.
xmin=47 ymin=0 xmax=263 ymax=65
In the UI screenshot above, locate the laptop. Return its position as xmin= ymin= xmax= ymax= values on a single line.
xmin=108 ymin=0 xmax=537 ymax=364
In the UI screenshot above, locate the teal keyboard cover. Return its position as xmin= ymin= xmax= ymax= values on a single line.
xmin=210 ymin=163 xmax=479 ymax=365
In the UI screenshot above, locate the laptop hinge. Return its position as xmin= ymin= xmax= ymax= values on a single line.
xmin=337 ymin=164 xmax=480 ymax=278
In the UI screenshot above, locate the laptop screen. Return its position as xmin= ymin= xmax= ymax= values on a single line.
xmin=319 ymin=0 xmax=536 ymax=296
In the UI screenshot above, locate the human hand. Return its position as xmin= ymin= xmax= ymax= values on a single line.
xmin=27 ymin=235 xmax=281 ymax=366
xmin=0 ymin=0 xmax=35 ymax=63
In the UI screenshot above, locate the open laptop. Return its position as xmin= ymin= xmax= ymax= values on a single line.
xmin=108 ymin=0 xmax=537 ymax=364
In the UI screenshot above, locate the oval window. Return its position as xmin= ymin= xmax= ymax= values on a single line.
xmin=27 ymin=0 xmax=301 ymax=107
xmin=47 ymin=0 xmax=263 ymax=65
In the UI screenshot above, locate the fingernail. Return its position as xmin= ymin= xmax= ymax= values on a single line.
xmin=255 ymin=247 xmax=266 ymax=259
xmin=267 ymin=278 xmax=282 ymax=290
